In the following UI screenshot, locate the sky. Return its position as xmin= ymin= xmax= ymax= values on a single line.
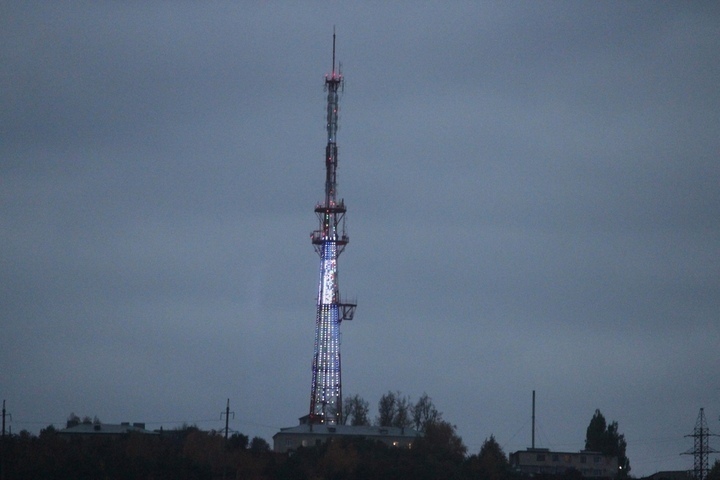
xmin=1 ymin=2 xmax=719 ymax=476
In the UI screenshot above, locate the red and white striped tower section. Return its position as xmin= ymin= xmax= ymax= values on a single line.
xmin=308 ymin=32 xmax=356 ymax=425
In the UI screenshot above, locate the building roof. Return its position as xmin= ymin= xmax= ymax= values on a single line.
xmin=643 ymin=471 xmax=692 ymax=480
xmin=512 ymin=448 xmax=612 ymax=457
xmin=273 ymin=423 xmax=420 ymax=439
xmin=59 ymin=422 xmax=157 ymax=435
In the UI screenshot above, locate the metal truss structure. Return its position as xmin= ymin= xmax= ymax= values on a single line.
xmin=308 ymin=32 xmax=356 ymax=425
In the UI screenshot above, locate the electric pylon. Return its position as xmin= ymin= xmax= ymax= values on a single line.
xmin=308 ymin=31 xmax=356 ymax=425
xmin=683 ymin=408 xmax=718 ymax=480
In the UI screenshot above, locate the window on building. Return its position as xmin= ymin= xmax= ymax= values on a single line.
xmin=594 ymin=456 xmax=600 ymax=463
xmin=537 ymin=454 xmax=546 ymax=461
xmin=552 ymin=454 xmax=559 ymax=462
xmin=580 ymin=456 xmax=587 ymax=464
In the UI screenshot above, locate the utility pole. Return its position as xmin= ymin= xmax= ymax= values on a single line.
xmin=532 ymin=390 xmax=536 ymax=449
xmin=683 ymin=408 xmax=718 ymax=480
xmin=220 ymin=399 xmax=234 ymax=441
xmin=1 ymin=400 xmax=10 ymax=480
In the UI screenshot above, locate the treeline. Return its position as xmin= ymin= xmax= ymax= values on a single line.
xmin=0 ymin=398 xmax=631 ymax=480
xmin=278 ymin=429 xmax=514 ymax=480
xmin=1 ymin=424 xmax=277 ymax=480
xmin=343 ymin=391 xmax=441 ymax=430
xmin=0 ymin=424 xmax=516 ymax=480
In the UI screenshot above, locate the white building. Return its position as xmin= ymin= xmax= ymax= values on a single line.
xmin=273 ymin=423 xmax=419 ymax=453
xmin=510 ymin=448 xmax=618 ymax=478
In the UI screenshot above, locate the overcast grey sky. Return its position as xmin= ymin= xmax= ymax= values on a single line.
xmin=2 ymin=2 xmax=719 ymax=476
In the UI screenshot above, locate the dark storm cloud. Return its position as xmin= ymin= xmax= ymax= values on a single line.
xmin=1 ymin=2 xmax=719 ymax=475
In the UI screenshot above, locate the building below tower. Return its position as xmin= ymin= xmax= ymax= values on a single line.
xmin=273 ymin=421 xmax=419 ymax=453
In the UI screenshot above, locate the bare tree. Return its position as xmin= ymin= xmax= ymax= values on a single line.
xmin=342 ymin=396 xmax=354 ymax=425
xmin=377 ymin=391 xmax=396 ymax=427
xmin=343 ymin=394 xmax=370 ymax=426
xmin=393 ymin=393 xmax=413 ymax=428
xmin=412 ymin=393 xmax=441 ymax=432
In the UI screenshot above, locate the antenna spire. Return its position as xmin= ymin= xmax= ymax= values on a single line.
xmin=332 ymin=26 xmax=336 ymax=75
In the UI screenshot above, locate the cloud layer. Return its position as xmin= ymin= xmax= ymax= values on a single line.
xmin=2 ymin=3 xmax=719 ymax=475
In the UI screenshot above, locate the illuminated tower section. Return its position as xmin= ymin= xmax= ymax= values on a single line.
xmin=308 ymin=33 xmax=356 ymax=425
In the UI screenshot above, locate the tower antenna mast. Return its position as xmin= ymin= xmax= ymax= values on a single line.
xmin=308 ymin=31 xmax=356 ymax=425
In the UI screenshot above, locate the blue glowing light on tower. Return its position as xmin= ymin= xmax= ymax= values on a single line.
xmin=308 ymin=32 xmax=356 ymax=425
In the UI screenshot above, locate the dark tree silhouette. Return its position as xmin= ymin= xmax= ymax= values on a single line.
xmin=376 ymin=391 xmax=415 ymax=428
xmin=227 ymin=432 xmax=249 ymax=450
xmin=585 ymin=409 xmax=607 ymax=450
xmin=249 ymin=436 xmax=270 ymax=453
xmin=343 ymin=394 xmax=371 ymax=426
xmin=470 ymin=435 xmax=510 ymax=480
xmin=413 ymin=419 xmax=467 ymax=479
xmin=585 ymin=409 xmax=630 ymax=477
xmin=412 ymin=393 xmax=442 ymax=432
xmin=377 ymin=391 xmax=397 ymax=427
xmin=707 ymin=460 xmax=720 ymax=480
xmin=393 ymin=393 xmax=413 ymax=428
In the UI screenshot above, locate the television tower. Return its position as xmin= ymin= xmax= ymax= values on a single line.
xmin=308 ymin=31 xmax=356 ymax=425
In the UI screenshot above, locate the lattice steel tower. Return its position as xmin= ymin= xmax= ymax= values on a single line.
xmin=683 ymin=408 xmax=718 ymax=480
xmin=308 ymin=32 xmax=356 ymax=425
